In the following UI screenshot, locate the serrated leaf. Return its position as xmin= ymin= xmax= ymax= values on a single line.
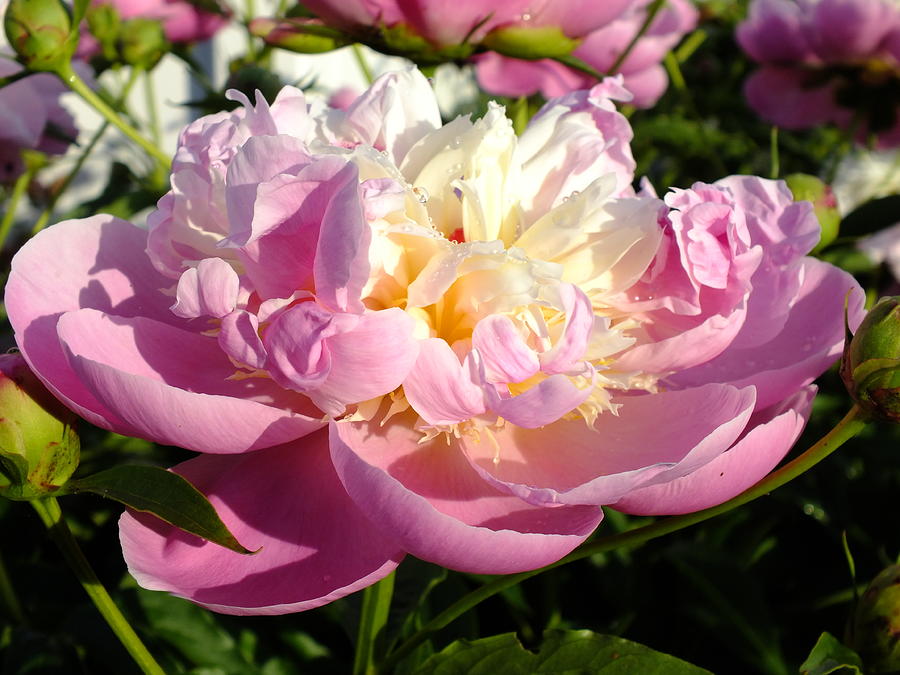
xmin=799 ymin=632 xmax=864 ymax=675
xmin=413 ymin=629 xmax=712 ymax=675
xmin=63 ymin=465 xmax=255 ymax=554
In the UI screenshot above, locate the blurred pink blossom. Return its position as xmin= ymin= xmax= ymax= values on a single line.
xmin=474 ymin=0 xmax=699 ymax=107
xmin=5 ymin=69 xmax=863 ymax=614
xmin=0 ymin=56 xmax=77 ymax=183
xmin=299 ymin=0 xmax=634 ymax=47
xmin=80 ymin=0 xmax=229 ymax=52
xmin=738 ymin=0 xmax=900 ymax=145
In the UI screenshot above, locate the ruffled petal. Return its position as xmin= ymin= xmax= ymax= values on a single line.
xmin=171 ymin=257 xmax=240 ymax=319
xmin=670 ymin=259 xmax=864 ymax=409
xmin=612 ymin=386 xmax=816 ymax=515
xmin=5 ymin=216 xmax=183 ymax=429
xmin=57 ymin=309 xmax=322 ymax=452
xmin=330 ymin=414 xmax=603 ymax=574
xmin=120 ymin=430 xmax=404 ymax=615
xmin=461 ymin=384 xmax=757 ymax=506
xmin=403 ymin=338 xmax=487 ymax=426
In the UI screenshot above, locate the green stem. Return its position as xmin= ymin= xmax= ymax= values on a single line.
xmin=57 ymin=62 xmax=171 ymax=172
xmin=0 ymin=546 xmax=25 ymax=623
xmin=770 ymin=126 xmax=780 ymax=179
xmin=0 ymin=163 xmax=36 ymax=252
xmin=30 ymin=497 xmax=165 ymax=675
xmin=379 ymin=405 xmax=869 ymax=672
xmin=31 ymin=66 xmax=143 ymax=236
xmin=353 ymin=571 xmax=395 ymax=675
xmin=606 ymin=0 xmax=666 ymax=75
xmin=552 ymin=53 xmax=603 ymax=80
xmin=352 ymin=43 xmax=374 ymax=85
xmin=143 ymin=68 xmax=161 ymax=149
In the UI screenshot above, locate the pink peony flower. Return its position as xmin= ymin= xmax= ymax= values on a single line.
xmin=5 ymin=69 xmax=863 ymax=614
xmin=299 ymin=0 xmax=634 ymax=48
xmin=474 ymin=0 xmax=699 ymax=107
xmin=0 ymin=56 xmax=78 ymax=183
xmin=737 ymin=0 xmax=900 ymax=145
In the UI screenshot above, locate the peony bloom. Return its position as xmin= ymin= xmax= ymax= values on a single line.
xmin=299 ymin=0 xmax=634 ymax=48
xmin=0 ymin=55 xmax=77 ymax=183
xmin=475 ymin=0 xmax=699 ymax=107
xmin=737 ymin=0 xmax=900 ymax=146
xmin=5 ymin=69 xmax=863 ymax=614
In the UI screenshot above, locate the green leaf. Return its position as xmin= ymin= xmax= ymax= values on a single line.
xmin=413 ymin=629 xmax=711 ymax=674
xmin=799 ymin=632 xmax=863 ymax=675
xmin=63 ymin=465 xmax=255 ymax=554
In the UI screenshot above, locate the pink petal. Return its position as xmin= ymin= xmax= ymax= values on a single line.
xmin=488 ymin=373 xmax=593 ymax=429
xmin=120 ymin=429 xmax=404 ymax=615
xmin=461 ymin=383 xmax=757 ymax=506
xmin=5 ymin=216 xmax=184 ymax=429
xmin=538 ymin=283 xmax=594 ymax=374
xmin=472 ymin=315 xmax=539 ymax=384
xmin=612 ymin=386 xmax=816 ymax=515
xmin=218 ymin=311 xmax=267 ymax=370
xmin=404 ymin=338 xmax=487 ymax=426
xmin=311 ymin=308 xmax=420 ymax=415
xmin=743 ymin=67 xmax=840 ymax=130
xmin=670 ymin=259 xmax=864 ymax=409
xmin=56 ymin=309 xmax=322 ymax=452
xmin=330 ymin=414 xmax=603 ymax=573
xmin=171 ymin=257 xmax=240 ymax=319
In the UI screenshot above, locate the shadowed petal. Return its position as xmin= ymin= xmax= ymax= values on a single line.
xmin=330 ymin=414 xmax=603 ymax=574
xmin=120 ymin=430 xmax=405 ymax=615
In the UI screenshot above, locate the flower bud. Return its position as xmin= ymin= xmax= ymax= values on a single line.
xmin=119 ymin=17 xmax=168 ymax=69
xmin=785 ymin=173 xmax=841 ymax=253
xmin=0 ymin=352 xmax=79 ymax=500
xmin=85 ymin=4 xmax=122 ymax=62
xmin=841 ymin=296 xmax=900 ymax=422
xmin=249 ymin=17 xmax=345 ymax=53
xmin=4 ymin=0 xmax=73 ymax=71
xmin=850 ymin=563 xmax=900 ymax=672
xmin=481 ymin=24 xmax=581 ymax=60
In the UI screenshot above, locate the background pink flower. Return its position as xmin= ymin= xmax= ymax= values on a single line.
xmin=737 ymin=0 xmax=900 ymax=145
xmin=4 ymin=69 xmax=863 ymax=615
xmin=474 ymin=0 xmax=699 ymax=107
xmin=0 ymin=56 xmax=77 ymax=183
xmin=299 ymin=0 xmax=634 ymax=48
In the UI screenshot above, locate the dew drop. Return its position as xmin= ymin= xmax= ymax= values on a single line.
xmin=413 ymin=186 xmax=430 ymax=203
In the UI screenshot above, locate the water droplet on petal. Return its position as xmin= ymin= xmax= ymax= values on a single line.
xmin=413 ymin=186 xmax=430 ymax=203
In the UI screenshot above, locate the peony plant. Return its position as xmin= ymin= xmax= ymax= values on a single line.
xmin=4 ymin=68 xmax=864 ymax=615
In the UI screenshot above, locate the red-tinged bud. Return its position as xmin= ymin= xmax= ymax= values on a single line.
xmin=841 ymin=296 xmax=900 ymax=422
xmin=249 ymin=17 xmax=345 ymax=53
xmin=785 ymin=173 xmax=840 ymax=253
xmin=0 ymin=352 xmax=79 ymax=500
xmin=4 ymin=0 xmax=73 ymax=71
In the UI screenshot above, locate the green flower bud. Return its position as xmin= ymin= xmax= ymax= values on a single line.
xmin=850 ymin=563 xmax=900 ymax=672
xmin=785 ymin=173 xmax=841 ymax=253
xmin=841 ymin=296 xmax=900 ymax=422
xmin=119 ymin=18 xmax=168 ymax=69
xmin=249 ymin=18 xmax=346 ymax=54
xmin=4 ymin=0 xmax=73 ymax=71
xmin=0 ymin=352 xmax=79 ymax=500
xmin=85 ymin=4 xmax=122 ymax=63
xmin=481 ymin=25 xmax=580 ymax=60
